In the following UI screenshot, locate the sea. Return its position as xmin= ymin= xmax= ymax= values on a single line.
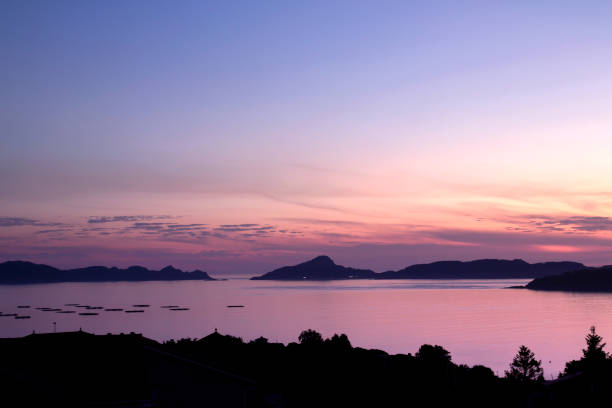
xmin=1 ymin=278 xmax=609 ymax=377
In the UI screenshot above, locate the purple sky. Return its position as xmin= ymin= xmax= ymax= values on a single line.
xmin=2 ymin=1 xmax=612 ymax=274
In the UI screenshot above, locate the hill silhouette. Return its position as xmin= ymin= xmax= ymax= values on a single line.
xmin=0 ymin=261 xmax=216 ymax=284
xmin=251 ymin=256 xmax=585 ymax=280
xmin=377 ymin=259 xmax=585 ymax=279
xmin=526 ymin=266 xmax=612 ymax=292
xmin=250 ymin=255 xmax=377 ymax=280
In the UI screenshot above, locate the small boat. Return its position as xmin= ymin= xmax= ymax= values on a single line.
xmin=76 ymin=305 xmax=90 ymax=308
xmin=125 ymin=310 xmax=145 ymax=313
xmin=160 ymin=305 xmax=179 ymax=308
xmin=86 ymin=306 xmax=103 ymax=310
xmin=169 ymin=308 xmax=189 ymax=311
xmin=57 ymin=310 xmax=76 ymax=314
xmin=104 ymin=308 xmax=123 ymax=311
xmin=227 ymin=305 xmax=245 ymax=308
xmin=132 ymin=304 xmax=150 ymax=307
xmin=78 ymin=312 xmax=99 ymax=316
xmin=64 ymin=303 xmax=79 ymax=306
xmin=17 ymin=305 xmax=30 ymax=308
xmin=0 ymin=313 xmax=17 ymax=317
xmin=36 ymin=307 xmax=49 ymax=310
xmin=15 ymin=315 xmax=31 ymax=319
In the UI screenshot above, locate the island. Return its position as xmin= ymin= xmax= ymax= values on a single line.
xmin=250 ymin=255 xmax=376 ymax=280
xmin=251 ymin=256 xmax=585 ymax=281
xmin=376 ymin=259 xmax=585 ymax=279
xmin=526 ymin=266 xmax=612 ymax=292
xmin=0 ymin=260 xmax=216 ymax=284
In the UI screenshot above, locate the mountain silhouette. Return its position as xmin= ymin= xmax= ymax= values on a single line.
xmin=0 ymin=261 xmax=216 ymax=284
xmin=250 ymin=255 xmax=377 ymax=280
xmin=377 ymin=259 xmax=585 ymax=279
xmin=526 ymin=266 xmax=612 ymax=292
xmin=251 ymin=256 xmax=585 ymax=280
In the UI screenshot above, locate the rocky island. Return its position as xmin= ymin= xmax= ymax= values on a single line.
xmin=0 ymin=261 xmax=216 ymax=284
xmin=250 ymin=255 xmax=376 ymax=280
xmin=526 ymin=266 xmax=612 ymax=292
xmin=376 ymin=259 xmax=585 ymax=279
xmin=251 ymin=256 xmax=585 ymax=281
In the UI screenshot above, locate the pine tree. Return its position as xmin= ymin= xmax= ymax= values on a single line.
xmin=582 ymin=326 xmax=608 ymax=362
xmin=563 ymin=326 xmax=610 ymax=376
xmin=505 ymin=345 xmax=544 ymax=382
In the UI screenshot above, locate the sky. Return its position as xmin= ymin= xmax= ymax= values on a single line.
xmin=2 ymin=1 xmax=612 ymax=274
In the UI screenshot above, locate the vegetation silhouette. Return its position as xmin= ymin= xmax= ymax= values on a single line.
xmin=583 ymin=326 xmax=609 ymax=361
xmin=562 ymin=326 xmax=610 ymax=376
xmin=505 ymin=345 xmax=544 ymax=383
xmin=298 ymin=329 xmax=324 ymax=346
xmin=415 ymin=344 xmax=451 ymax=363
xmin=529 ymin=326 xmax=612 ymax=406
xmin=2 ymin=326 xmax=612 ymax=406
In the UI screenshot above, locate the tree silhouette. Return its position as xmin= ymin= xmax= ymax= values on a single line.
xmin=582 ymin=326 xmax=608 ymax=363
xmin=251 ymin=336 xmax=269 ymax=345
xmin=415 ymin=344 xmax=451 ymax=363
xmin=563 ymin=326 xmax=609 ymax=376
xmin=298 ymin=329 xmax=323 ymax=346
xmin=505 ymin=345 xmax=543 ymax=382
xmin=325 ymin=333 xmax=352 ymax=351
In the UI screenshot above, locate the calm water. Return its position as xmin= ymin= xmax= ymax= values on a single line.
xmin=1 ymin=278 xmax=611 ymax=377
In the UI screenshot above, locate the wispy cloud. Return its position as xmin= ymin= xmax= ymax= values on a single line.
xmin=126 ymin=222 xmax=170 ymax=231
xmin=275 ymin=217 xmax=366 ymax=226
xmin=7 ymin=209 xmax=612 ymax=274
xmin=87 ymin=215 xmax=174 ymax=224
xmin=215 ymin=224 xmax=259 ymax=231
xmin=508 ymin=215 xmax=612 ymax=234
xmin=0 ymin=217 xmax=65 ymax=227
xmin=35 ymin=228 xmax=73 ymax=234
xmin=118 ymin=222 xmax=211 ymax=241
xmin=214 ymin=224 xmax=274 ymax=232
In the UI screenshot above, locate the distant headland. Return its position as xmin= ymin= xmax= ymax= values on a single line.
xmin=251 ymin=255 xmax=585 ymax=281
xmin=526 ymin=266 xmax=612 ymax=292
xmin=0 ymin=261 xmax=216 ymax=284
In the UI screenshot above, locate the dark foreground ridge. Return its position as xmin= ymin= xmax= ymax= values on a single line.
xmin=1 ymin=328 xmax=610 ymax=407
xmin=0 ymin=261 xmax=216 ymax=284
xmin=526 ymin=266 xmax=612 ymax=292
xmin=251 ymin=256 xmax=585 ymax=280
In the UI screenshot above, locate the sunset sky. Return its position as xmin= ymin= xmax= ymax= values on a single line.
xmin=2 ymin=1 xmax=612 ymax=274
